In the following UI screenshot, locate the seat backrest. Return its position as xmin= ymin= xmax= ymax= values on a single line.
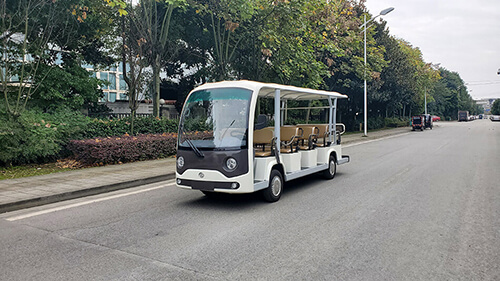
xmin=253 ymin=128 xmax=274 ymax=145
xmin=315 ymin=124 xmax=330 ymax=139
xmin=280 ymin=126 xmax=302 ymax=142
xmin=297 ymin=125 xmax=319 ymax=139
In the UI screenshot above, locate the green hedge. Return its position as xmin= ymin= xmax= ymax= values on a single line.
xmin=67 ymin=133 xmax=178 ymax=165
xmin=0 ymin=109 xmax=180 ymax=166
xmin=0 ymin=110 xmax=88 ymax=166
xmin=82 ymin=117 xmax=178 ymax=138
xmin=67 ymin=131 xmax=211 ymax=165
xmin=366 ymin=117 xmax=408 ymax=131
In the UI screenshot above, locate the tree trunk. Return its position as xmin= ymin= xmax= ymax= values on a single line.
xmin=152 ymin=54 xmax=160 ymax=118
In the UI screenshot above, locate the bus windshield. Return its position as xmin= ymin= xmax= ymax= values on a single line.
xmin=178 ymin=88 xmax=252 ymax=150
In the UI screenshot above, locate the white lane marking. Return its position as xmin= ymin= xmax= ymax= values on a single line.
xmin=6 ymin=132 xmax=408 ymax=221
xmin=343 ymin=132 xmax=410 ymax=148
xmin=6 ymin=180 xmax=176 ymax=221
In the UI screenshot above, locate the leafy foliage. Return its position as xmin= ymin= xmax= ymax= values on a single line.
xmin=490 ymin=99 xmax=500 ymax=115
xmin=1 ymin=0 xmax=116 ymax=117
xmin=0 ymin=109 xmax=88 ymax=166
xmin=67 ymin=133 xmax=179 ymax=165
xmin=68 ymin=130 xmax=211 ymax=165
xmin=82 ymin=117 xmax=178 ymax=138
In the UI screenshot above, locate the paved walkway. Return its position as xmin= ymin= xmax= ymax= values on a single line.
xmin=0 ymin=126 xmax=411 ymax=213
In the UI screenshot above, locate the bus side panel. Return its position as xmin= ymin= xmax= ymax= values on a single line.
xmin=254 ymin=157 xmax=277 ymax=182
xmin=317 ymin=146 xmax=342 ymax=164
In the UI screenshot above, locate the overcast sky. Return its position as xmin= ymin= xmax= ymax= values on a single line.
xmin=365 ymin=0 xmax=500 ymax=100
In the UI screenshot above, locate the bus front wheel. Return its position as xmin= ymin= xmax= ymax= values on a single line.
xmin=262 ymin=169 xmax=283 ymax=202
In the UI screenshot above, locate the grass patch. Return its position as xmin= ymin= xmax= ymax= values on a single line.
xmin=0 ymin=162 xmax=73 ymax=180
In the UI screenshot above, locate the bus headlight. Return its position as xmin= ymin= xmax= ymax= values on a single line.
xmin=225 ymin=157 xmax=238 ymax=171
xmin=177 ymin=156 xmax=185 ymax=169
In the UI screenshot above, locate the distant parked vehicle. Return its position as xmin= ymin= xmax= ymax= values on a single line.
xmin=491 ymin=115 xmax=500 ymax=121
xmin=411 ymin=115 xmax=424 ymax=131
xmin=432 ymin=115 xmax=441 ymax=122
xmin=423 ymin=114 xmax=433 ymax=129
xmin=458 ymin=111 xmax=469 ymax=122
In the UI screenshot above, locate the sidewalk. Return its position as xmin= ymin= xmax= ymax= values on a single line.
xmin=0 ymin=126 xmax=410 ymax=213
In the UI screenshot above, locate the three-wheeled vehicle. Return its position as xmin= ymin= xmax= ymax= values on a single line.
xmin=423 ymin=114 xmax=433 ymax=129
xmin=411 ymin=115 xmax=424 ymax=131
xmin=175 ymin=80 xmax=350 ymax=202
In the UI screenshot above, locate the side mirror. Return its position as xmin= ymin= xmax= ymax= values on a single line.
xmin=255 ymin=114 xmax=267 ymax=130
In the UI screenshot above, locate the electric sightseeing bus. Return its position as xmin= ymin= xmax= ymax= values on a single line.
xmin=176 ymin=80 xmax=350 ymax=202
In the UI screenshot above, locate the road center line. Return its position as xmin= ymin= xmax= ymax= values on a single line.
xmin=6 ymin=180 xmax=176 ymax=221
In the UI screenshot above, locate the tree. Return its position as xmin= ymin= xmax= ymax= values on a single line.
xmin=120 ymin=1 xmax=149 ymax=134
xmin=372 ymin=29 xmax=418 ymax=118
xmin=1 ymin=0 xmax=59 ymax=117
xmin=258 ymin=0 xmax=331 ymax=88
xmin=1 ymin=0 xmax=116 ymax=117
xmin=491 ymin=99 xmax=500 ymax=115
xmin=320 ymin=1 xmax=387 ymax=129
xmin=136 ymin=0 xmax=186 ymax=117
xmin=188 ymin=0 xmax=258 ymax=81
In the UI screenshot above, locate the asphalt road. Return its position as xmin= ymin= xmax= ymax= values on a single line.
xmin=1 ymin=120 xmax=499 ymax=280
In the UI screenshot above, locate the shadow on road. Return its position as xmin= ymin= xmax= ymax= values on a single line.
xmin=177 ymin=171 xmax=347 ymax=210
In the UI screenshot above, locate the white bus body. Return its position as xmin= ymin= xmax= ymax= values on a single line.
xmin=176 ymin=80 xmax=350 ymax=202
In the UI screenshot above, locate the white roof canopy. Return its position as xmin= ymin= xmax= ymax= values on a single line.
xmin=193 ymin=80 xmax=347 ymax=100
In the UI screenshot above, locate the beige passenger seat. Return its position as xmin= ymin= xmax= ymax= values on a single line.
xmin=253 ymin=128 xmax=275 ymax=157
xmin=297 ymin=125 xmax=319 ymax=150
xmin=280 ymin=126 xmax=303 ymax=153
xmin=309 ymin=124 xmax=329 ymax=147
xmin=303 ymin=123 xmax=345 ymax=146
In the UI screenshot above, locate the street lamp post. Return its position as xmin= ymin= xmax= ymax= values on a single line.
xmin=359 ymin=7 xmax=394 ymax=137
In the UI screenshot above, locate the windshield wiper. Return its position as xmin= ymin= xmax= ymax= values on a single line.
xmin=219 ymin=119 xmax=235 ymax=140
xmin=180 ymin=125 xmax=204 ymax=158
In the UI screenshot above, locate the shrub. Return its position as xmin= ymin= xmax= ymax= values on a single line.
xmin=367 ymin=116 xmax=385 ymax=130
xmin=82 ymin=117 xmax=178 ymax=138
xmin=384 ymin=117 xmax=408 ymax=128
xmin=68 ymin=133 xmax=178 ymax=165
xmin=68 ymin=131 xmax=211 ymax=165
xmin=0 ymin=109 xmax=88 ymax=166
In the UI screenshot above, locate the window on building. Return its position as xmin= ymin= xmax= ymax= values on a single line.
xmin=100 ymin=72 xmax=108 ymax=89
xmin=109 ymin=92 xmax=117 ymax=102
xmin=109 ymin=73 xmax=116 ymax=90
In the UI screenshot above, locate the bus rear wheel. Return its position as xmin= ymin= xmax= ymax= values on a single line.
xmin=262 ymin=169 xmax=283 ymax=202
xmin=322 ymin=155 xmax=336 ymax=179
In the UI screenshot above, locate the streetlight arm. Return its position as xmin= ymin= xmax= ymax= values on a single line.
xmin=359 ymin=15 xmax=380 ymax=30
xmin=359 ymin=7 xmax=394 ymax=31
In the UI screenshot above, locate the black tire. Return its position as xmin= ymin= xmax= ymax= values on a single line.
xmin=262 ymin=169 xmax=283 ymax=202
xmin=322 ymin=155 xmax=337 ymax=179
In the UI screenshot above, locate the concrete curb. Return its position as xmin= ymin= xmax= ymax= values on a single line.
xmin=0 ymin=173 xmax=175 ymax=214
